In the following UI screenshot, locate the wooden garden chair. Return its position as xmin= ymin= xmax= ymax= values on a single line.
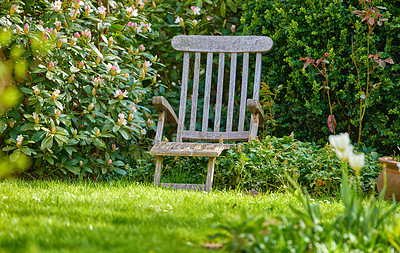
xmin=150 ymin=35 xmax=273 ymax=191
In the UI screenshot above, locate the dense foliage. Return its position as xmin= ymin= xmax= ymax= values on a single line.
xmin=128 ymin=135 xmax=381 ymax=196
xmin=0 ymin=0 xmax=157 ymax=178
xmin=241 ymin=0 xmax=400 ymax=154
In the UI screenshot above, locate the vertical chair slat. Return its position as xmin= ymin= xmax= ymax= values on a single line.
xmin=238 ymin=53 xmax=249 ymax=132
xmin=189 ymin=52 xmax=201 ymax=132
xmin=213 ymin=53 xmax=225 ymax=132
xmin=226 ymin=53 xmax=237 ymax=132
xmin=202 ymin=52 xmax=213 ymax=132
xmin=177 ymin=52 xmax=190 ymax=142
xmin=249 ymin=53 xmax=263 ymax=139
xmin=253 ymin=53 xmax=263 ymax=99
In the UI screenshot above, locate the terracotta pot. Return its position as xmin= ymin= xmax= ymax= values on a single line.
xmin=377 ymin=157 xmax=400 ymax=200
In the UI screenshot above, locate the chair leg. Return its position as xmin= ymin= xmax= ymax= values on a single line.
xmin=154 ymin=156 xmax=163 ymax=186
xmin=205 ymin=157 xmax=216 ymax=192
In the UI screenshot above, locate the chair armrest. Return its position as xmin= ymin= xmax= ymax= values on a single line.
xmin=152 ymin=96 xmax=179 ymax=125
xmin=247 ymin=99 xmax=265 ymax=124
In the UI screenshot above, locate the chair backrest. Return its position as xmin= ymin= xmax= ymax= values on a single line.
xmin=171 ymin=35 xmax=273 ymax=142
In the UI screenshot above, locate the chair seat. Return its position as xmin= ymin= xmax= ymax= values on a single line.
xmin=150 ymin=142 xmax=233 ymax=157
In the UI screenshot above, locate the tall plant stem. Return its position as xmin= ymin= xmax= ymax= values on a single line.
xmin=326 ymin=75 xmax=335 ymax=134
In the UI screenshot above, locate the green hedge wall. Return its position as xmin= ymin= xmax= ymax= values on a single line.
xmin=241 ymin=0 xmax=400 ymax=154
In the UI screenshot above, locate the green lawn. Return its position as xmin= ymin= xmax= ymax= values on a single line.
xmin=0 ymin=180 xmax=343 ymax=253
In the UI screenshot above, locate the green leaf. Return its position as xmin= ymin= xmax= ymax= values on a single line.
xmin=102 ymin=167 xmax=107 ymax=174
xmin=113 ymin=125 xmax=120 ymax=133
xmin=45 ymin=71 xmax=53 ymax=80
xmin=119 ymin=130 xmax=129 ymax=140
xmin=55 ymin=134 xmax=69 ymax=145
xmin=110 ymin=24 xmax=124 ymax=31
xmin=20 ymin=123 xmax=35 ymax=131
xmin=0 ymin=120 xmax=6 ymax=133
xmin=20 ymin=146 xmax=35 ymax=156
xmin=113 ymin=168 xmax=127 ymax=175
xmin=70 ymin=66 xmax=80 ymax=73
xmin=226 ymin=0 xmax=237 ymax=13
xmin=64 ymin=147 xmax=76 ymax=156
xmin=45 ymin=156 xmax=54 ymax=165
xmin=220 ymin=1 xmax=226 ymax=18
xmin=41 ymin=135 xmax=54 ymax=150
xmin=9 ymin=149 xmax=21 ymax=163
xmin=88 ymin=43 xmax=103 ymax=59
xmin=93 ymin=138 xmax=106 ymax=149
xmin=54 ymin=100 xmax=63 ymax=110
xmin=32 ymin=131 xmax=46 ymax=142
xmin=3 ymin=146 xmax=16 ymax=152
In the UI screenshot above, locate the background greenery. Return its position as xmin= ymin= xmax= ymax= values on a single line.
xmin=241 ymin=0 xmax=400 ymax=154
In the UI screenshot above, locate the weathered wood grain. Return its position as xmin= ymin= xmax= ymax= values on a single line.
xmin=247 ymin=99 xmax=265 ymax=124
xmin=152 ymin=96 xmax=178 ymax=124
xmin=177 ymin=52 xmax=190 ymax=142
xmin=226 ymin=53 xmax=237 ymax=132
xmin=154 ymin=111 xmax=165 ymax=143
xmin=213 ymin=53 xmax=225 ymax=132
xmin=189 ymin=52 xmax=201 ymax=132
xmin=172 ymin=35 xmax=273 ymax=53
xmin=181 ymin=130 xmax=250 ymax=141
xmin=154 ymin=156 xmax=163 ymax=185
xmin=202 ymin=53 xmax=213 ymax=132
xmin=238 ymin=53 xmax=249 ymax=132
xmin=205 ymin=157 xmax=216 ymax=192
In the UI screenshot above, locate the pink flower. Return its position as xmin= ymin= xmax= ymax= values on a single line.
xmin=93 ymin=76 xmax=103 ymax=87
xmin=118 ymin=113 xmax=127 ymax=126
xmin=48 ymin=61 xmax=54 ymax=71
xmin=143 ymin=61 xmax=151 ymax=72
xmin=24 ymin=23 xmax=29 ymax=35
xmin=74 ymin=0 xmax=81 ymax=9
xmin=32 ymin=86 xmax=40 ymax=95
xmin=108 ymin=36 xmax=113 ymax=47
xmin=192 ymin=20 xmax=198 ymax=26
xmin=68 ymin=74 xmax=75 ymax=83
xmin=128 ymin=113 xmax=134 ymax=121
xmin=16 ymin=135 xmax=23 ymax=147
xmin=51 ymin=126 xmax=56 ymax=134
xmin=51 ymin=0 xmax=62 ymax=12
xmin=111 ymin=144 xmax=119 ymax=152
xmin=81 ymin=30 xmax=91 ymax=42
xmin=174 ymin=16 xmax=183 ymax=26
xmin=88 ymin=103 xmax=94 ymax=112
xmin=85 ymin=6 xmax=93 ymax=16
xmin=139 ymin=44 xmax=145 ymax=51
xmin=55 ymin=21 xmax=62 ymax=31
xmin=191 ymin=6 xmax=201 ymax=15
xmin=10 ymin=5 xmax=18 ymax=15
xmin=230 ymin=25 xmax=236 ymax=33
xmin=33 ymin=112 xmax=39 ymax=124
xmin=123 ymin=73 xmax=129 ymax=79
xmin=98 ymin=6 xmax=106 ymax=20
xmin=106 ymin=63 xmax=120 ymax=76
xmin=55 ymin=109 xmax=61 ymax=119
xmin=42 ymin=32 xmax=48 ymax=41
xmin=107 ymin=159 xmax=112 ymax=166
xmin=74 ymin=32 xmax=81 ymax=38
xmin=9 ymin=121 xmax=15 ymax=128
xmin=91 ymin=88 xmax=96 ymax=97
xmin=52 ymin=90 xmax=60 ymax=99
xmin=77 ymin=61 xmax=84 ymax=69
xmin=114 ymin=90 xmax=128 ymax=100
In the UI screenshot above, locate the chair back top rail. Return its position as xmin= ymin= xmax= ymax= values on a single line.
xmin=171 ymin=35 xmax=273 ymax=53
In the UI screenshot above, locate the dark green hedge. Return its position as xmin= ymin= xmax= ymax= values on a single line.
xmin=241 ymin=0 xmax=400 ymax=154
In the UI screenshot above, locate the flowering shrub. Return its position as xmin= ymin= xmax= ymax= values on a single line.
xmin=0 ymin=0 xmax=157 ymax=178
